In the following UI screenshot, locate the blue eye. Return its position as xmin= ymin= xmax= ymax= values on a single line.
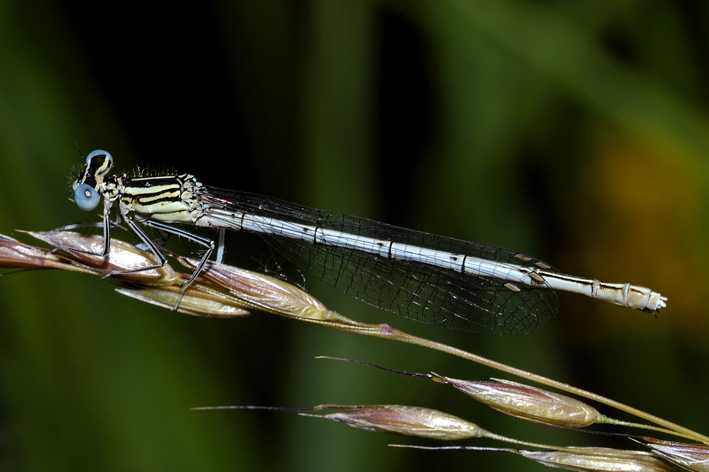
xmin=74 ymin=183 xmax=100 ymax=211
xmin=86 ymin=149 xmax=113 ymax=166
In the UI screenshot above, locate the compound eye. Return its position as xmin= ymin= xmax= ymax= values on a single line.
xmin=86 ymin=149 xmax=113 ymax=166
xmin=74 ymin=183 xmax=100 ymax=211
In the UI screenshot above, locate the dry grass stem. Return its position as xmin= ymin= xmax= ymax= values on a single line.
xmin=3 ymin=229 xmax=708 ymax=466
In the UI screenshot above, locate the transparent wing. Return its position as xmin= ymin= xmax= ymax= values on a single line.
xmin=202 ymin=188 xmax=559 ymax=336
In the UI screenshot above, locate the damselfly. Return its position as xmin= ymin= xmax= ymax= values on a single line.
xmin=70 ymin=150 xmax=666 ymax=335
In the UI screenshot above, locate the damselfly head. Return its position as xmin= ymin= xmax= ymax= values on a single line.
xmin=72 ymin=150 xmax=113 ymax=188
xmin=84 ymin=149 xmax=114 ymax=179
xmin=71 ymin=149 xmax=114 ymax=211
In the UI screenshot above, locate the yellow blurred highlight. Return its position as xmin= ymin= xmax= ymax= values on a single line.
xmin=574 ymin=131 xmax=708 ymax=347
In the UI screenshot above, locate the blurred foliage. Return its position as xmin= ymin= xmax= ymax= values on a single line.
xmin=0 ymin=0 xmax=708 ymax=471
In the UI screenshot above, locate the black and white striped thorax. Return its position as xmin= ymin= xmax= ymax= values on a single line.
xmin=102 ymin=173 xmax=209 ymax=226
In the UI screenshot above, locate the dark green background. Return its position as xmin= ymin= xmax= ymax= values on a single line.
xmin=1 ymin=1 xmax=708 ymax=471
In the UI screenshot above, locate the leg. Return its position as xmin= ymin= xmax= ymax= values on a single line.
xmin=136 ymin=218 xmax=215 ymax=310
